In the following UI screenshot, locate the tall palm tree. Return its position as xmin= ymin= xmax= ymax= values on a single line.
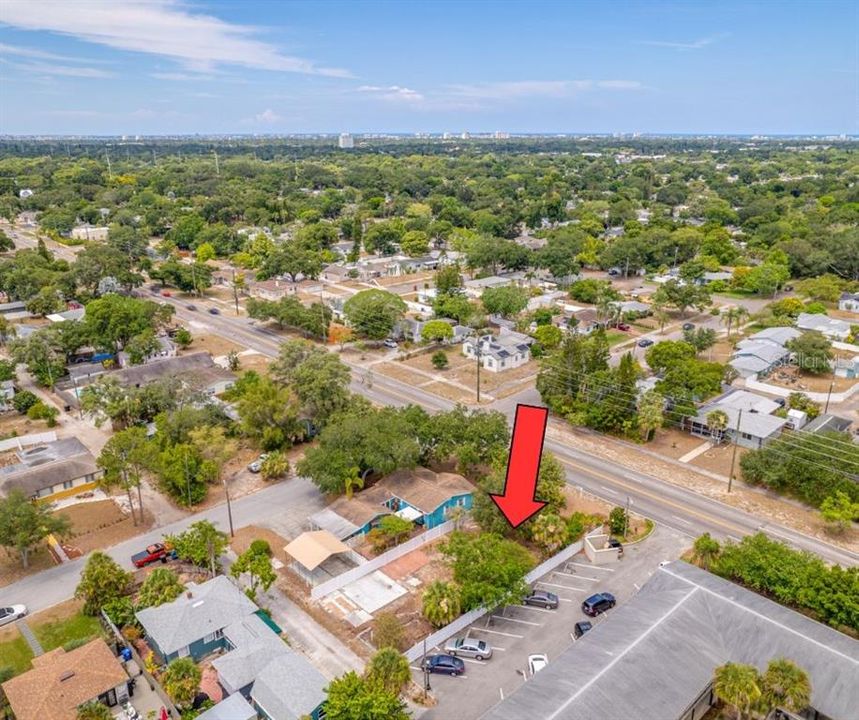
xmin=721 ymin=307 xmax=740 ymax=338
xmin=706 ymin=409 xmax=730 ymax=443
xmin=691 ymin=533 xmax=721 ymax=570
xmin=734 ymin=305 xmax=750 ymax=334
xmin=714 ymin=662 xmax=762 ymax=720
xmin=422 ymin=580 xmax=462 ymax=628
xmin=344 ymin=466 xmax=364 ymax=498
xmin=761 ymin=658 xmax=811 ymax=715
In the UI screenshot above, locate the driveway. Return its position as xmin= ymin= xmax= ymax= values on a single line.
xmin=415 ymin=526 xmax=690 ymax=720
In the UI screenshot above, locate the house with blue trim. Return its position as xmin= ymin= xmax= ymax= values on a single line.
xmin=309 ymin=467 xmax=473 ymax=541
xmin=137 ymin=576 xmax=328 ymax=720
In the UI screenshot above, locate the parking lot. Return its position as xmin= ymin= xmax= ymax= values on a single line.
xmin=413 ymin=525 xmax=690 ymax=720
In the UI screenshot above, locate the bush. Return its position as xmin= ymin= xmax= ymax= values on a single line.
xmin=250 ymin=539 xmax=273 ymax=557
xmin=373 ymin=612 xmax=404 ymax=651
xmin=431 ymin=350 xmax=449 ymax=369
xmin=27 ymin=401 xmax=59 ymax=427
xmin=609 ymin=506 xmax=628 ymax=536
xmin=12 ymin=390 xmax=38 ymax=414
xmin=63 ymin=635 xmax=97 ymax=652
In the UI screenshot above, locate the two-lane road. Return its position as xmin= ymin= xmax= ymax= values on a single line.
xmin=165 ymin=298 xmax=858 ymax=568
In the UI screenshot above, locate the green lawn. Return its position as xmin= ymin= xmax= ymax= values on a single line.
xmin=0 ymin=613 xmax=104 ymax=679
xmin=604 ymin=330 xmax=630 ymax=346
xmin=0 ymin=634 xmax=34 ymax=676
xmin=34 ymin=613 xmax=103 ymax=652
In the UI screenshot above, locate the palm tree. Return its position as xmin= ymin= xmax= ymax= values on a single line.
xmin=260 ymin=450 xmax=290 ymax=480
xmin=344 ymin=466 xmax=364 ymax=498
xmin=76 ymin=702 xmax=112 ymax=720
xmin=530 ymin=512 xmax=567 ymax=555
xmin=638 ymin=389 xmax=665 ymax=441
xmin=761 ymin=658 xmax=811 ymax=715
xmin=721 ymin=306 xmax=740 ymax=338
xmin=652 ymin=300 xmax=670 ymax=334
xmin=691 ymin=533 xmax=721 ymax=570
xmin=366 ymin=647 xmax=411 ymax=694
xmin=706 ymin=409 xmax=730 ymax=443
xmin=162 ymin=657 xmax=202 ymax=708
xmin=713 ymin=662 xmax=762 ymax=720
xmin=422 ymin=581 xmax=462 ymax=628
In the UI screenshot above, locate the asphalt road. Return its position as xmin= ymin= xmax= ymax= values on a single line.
xmin=164 ymin=298 xmax=859 ymax=568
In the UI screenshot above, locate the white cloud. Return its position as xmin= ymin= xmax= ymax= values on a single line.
xmin=0 ymin=58 xmax=113 ymax=78
xmin=254 ymin=108 xmax=281 ymax=123
xmin=0 ymin=41 xmax=105 ymax=64
xmin=0 ymin=0 xmax=352 ymax=77
xmin=596 ymin=80 xmax=644 ymax=90
xmin=151 ymin=72 xmax=215 ymax=82
xmin=642 ymin=34 xmax=726 ymax=50
xmin=357 ymin=85 xmax=425 ymax=103
xmin=445 ymin=80 xmax=644 ymax=100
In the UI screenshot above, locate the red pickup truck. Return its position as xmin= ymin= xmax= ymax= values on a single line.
xmin=131 ymin=543 xmax=177 ymax=568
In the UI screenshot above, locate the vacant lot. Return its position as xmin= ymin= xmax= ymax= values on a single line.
xmin=766 ymin=365 xmax=854 ymax=393
xmin=59 ymin=499 xmax=154 ymax=557
xmin=0 ymin=545 xmax=56 ymax=589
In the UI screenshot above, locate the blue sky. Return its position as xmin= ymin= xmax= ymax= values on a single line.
xmin=0 ymin=0 xmax=856 ymax=135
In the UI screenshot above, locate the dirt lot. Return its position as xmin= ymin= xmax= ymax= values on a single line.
xmin=58 ymin=499 xmax=155 ymax=557
xmin=765 ymin=365 xmax=855 ymax=393
xmin=647 ymin=428 xmax=708 ymax=460
xmin=0 ymin=412 xmax=57 ymax=441
xmin=0 ymin=545 xmax=56 ymax=589
xmin=230 ymin=525 xmax=289 ymax=565
xmin=690 ymin=443 xmax=747 ymax=477
xmin=180 ymin=332 xmax=244 ymax=358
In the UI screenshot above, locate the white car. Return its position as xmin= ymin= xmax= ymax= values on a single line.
xmin=528 ymin=653 xmax=548 ymax=676
xmin=0 ymin=605 xmax=27 ymax=627
xmin=248 ymin=454 xmax=269 ymax=473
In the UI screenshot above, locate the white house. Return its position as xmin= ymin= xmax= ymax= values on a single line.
xmin=462 ymin=328 xmax=532 ymax=372
xmin=838 ymin=292 xmax=859 ymax=314
xmin=70 ymin=224 xmax=109 ymax=241
xmin=795 ymin=313 xmax=851 ymax=341
xmin=463 ymin=276 xmax=511 ymax=299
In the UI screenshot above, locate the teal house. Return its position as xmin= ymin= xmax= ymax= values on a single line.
xmin=309 ymin=467 xmax=473 ymax=541
xmin=137 ymin=576 xmax=328 ymax=720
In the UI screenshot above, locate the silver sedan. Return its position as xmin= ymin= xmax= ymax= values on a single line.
xmin=444 ymin=636 xmax=493 ymax=660
xmin=0 ymin=605 xmax=27 ymax=628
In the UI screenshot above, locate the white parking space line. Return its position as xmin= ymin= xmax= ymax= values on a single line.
xmin=537 ymin=580 xmax=590 ymax=591
xmin=558 ymin=598 xmax=574 ymax=603
xmin=475 ymin=628 xmax=524 ymax=639
xmin=568 ymin=562 xmax=614 ymax=572
xmin=515 ymin=605 xmax=559 ymax=614
xmin=490 ymin=615 xmax=541 ymax=626
xmin=552 ymin=571 xmax=597 ymax=581
xmin=459 ymin=657 xmax=489 ymax=665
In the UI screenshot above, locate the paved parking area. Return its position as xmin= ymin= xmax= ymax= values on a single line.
xmin=414 ymin=526 xmax=690 ymax=720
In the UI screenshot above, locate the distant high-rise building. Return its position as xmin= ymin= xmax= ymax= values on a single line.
xmin=461 ymin=131 xmax=470 ymax=140
xmin=493 ymin=131 xmax=510 ymax=139
xmin=442 ymin=132 xmax=453 ymax=139
xmin=338 ymin=133 xmax=354 ymax=149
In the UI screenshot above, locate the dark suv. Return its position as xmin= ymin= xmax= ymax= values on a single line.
xmin=423 ymin=654 xmax=465 ymax=676
xmin=582 ymin=592 xmax=616 ymax=617
xmin=523 ymin=590 xmax=559 ymax=609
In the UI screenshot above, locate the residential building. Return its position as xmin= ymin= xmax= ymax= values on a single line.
xmin=463 ymin=275 xmax=511 ymax=298
xmin=0 ymin=437 xmax=102 ymax=501
xmin=1 ymin=639 xmax=131 ymax=720
xmin=611 ymin=300 xmax=652 ymax=317
xmin=0 ymin=379 xmax=15 ymax=411
xmin=729 ymin=327 xmax=801 ymax=378
xmin=462 ymin=328 xmax=532 ymax=372
xmin=803 ymin=413 xmax=853 ymax=435
xmin=117 ymin=335 xmax=176 ymax=367
xmin=686 ymin=389 xmax=787 ymax=449
xmin=838 ymin=291 xmax=859 ymax=314
xmin=137 ymin=576 xmax=258 ymax=663
xmin=138 ymin=577 xmax=327 ymax=720
xmin=196 ymin=692 xmax=257 ymax=720
xmin=309 ymin=467 xmax=474 ymax=540
xmin=480 ymin=562 xmax=859 ymax=720
xmin=111 ymin=352 xmax=236 ymax=395
xmin=70 ymin=224 xmax=109 ymax=241
xmin=338 ymin=132 xmax=354 ymax=149
xmin=796 ymin=312 xmax=851 ymax=340
xmin=46 ymin=307 xmax=86 ymax=323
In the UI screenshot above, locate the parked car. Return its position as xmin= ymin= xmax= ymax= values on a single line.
xmin=423 ymin=654 xmax=465 ymax=676
xmin=523 ymin=590 xmax=559 ymax=609
xmin=131 ymin=543 xmax=177 ymax=569
xmin=444 ymin=637 xmax=493 ymax=660
xmin=528 ymin=654 xmax=549 ymax=675
xmin=607 ymin=538 xmax=623 ymax=556
xmin=616 ymin=323 xmax=631 ymax=331
xmin=208 ymin=307 xmax=220 ymax=315
xmin=161 ymin=291 xmax=171 ymax=297
xmin=637 ymin=338 xmax=654 ymax=347
xmin=186 ymin=304 xmax=197 ymax=311
xmin=383 ymin=338 xmax=398 ymax=349
xmin=0 ymin=605 xmax=27 ymax=628
xmin=247 ymin=454 xmax=269 ymax=473
xmin=582 ymin=592 xmax=616 ymax=617
xmin=682 ymin=322 xmax=695 ymax=331
xmin=607 ymin=268 xmax=620 ymax=276
xmin=573 ymin=620 xmax=592 ymax=639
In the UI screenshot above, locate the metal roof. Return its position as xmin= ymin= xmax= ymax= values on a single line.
xmin=480 ymin=562 xmax=859 ymax=720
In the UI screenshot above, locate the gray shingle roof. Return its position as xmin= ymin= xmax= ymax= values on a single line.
xmin=136 ymin=576 xmax=257 ymax=656
xmin=480 ymin=562 xmax=859 ymax=720
xmin=0 ymin=437 xmax=99 ymax=496
xmin=250 ymin=652 xmax=328 ymax=720
xmin=214 ymin=614 xmax=288 ymax=692
xmin=194 ymin=692 xmax=256 ymax=720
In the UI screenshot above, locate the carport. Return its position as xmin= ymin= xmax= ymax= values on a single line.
xmin=284 ymin=530 xmax=356 ymax=586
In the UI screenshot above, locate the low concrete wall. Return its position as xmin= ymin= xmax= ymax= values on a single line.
xmin=744 ymin=374 xmax=859 ymax=404
xmin=584 ymin=533 xmax=622 ymax=566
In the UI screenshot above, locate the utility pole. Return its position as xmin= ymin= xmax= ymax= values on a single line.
xmin=624 ymin=496 xmax=631 ymax=538
xmin=475 ymin=338 xmax=482 ymax=403
xmin=223 ymin=477 xmax=235 ymax=537
xmin=422 ymin=638 xmax=431 ymax=695
xmin=232 ymin=269 xmax=241 ymax=316
xmin=728 ymin=409 xmax=743 ymax=493
xmin=825 ymin=381 xmax=834 ymax=413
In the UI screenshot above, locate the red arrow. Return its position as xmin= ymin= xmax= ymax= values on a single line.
xmin=490 ymin=404 xmax=549 ymax=529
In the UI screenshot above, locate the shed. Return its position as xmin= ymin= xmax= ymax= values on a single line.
xmin=284 ymin=530 xmax=351 ymax=572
